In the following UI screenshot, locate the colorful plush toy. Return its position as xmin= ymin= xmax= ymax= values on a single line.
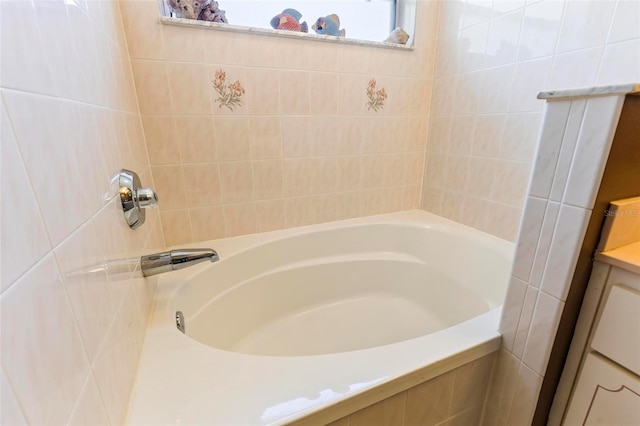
xmin=311 ymin=14 xmax=345 ymax=37
xmin=270 ymin=9 xmax=308 ymax=33
xmin=198 ymin=0 xmax=227 ymax=22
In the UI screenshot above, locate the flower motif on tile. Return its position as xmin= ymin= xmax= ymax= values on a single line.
xmin=212 ymin=69 xmax=245 ymax=111
xmin=365 ymin=78 xmax=387 ymax=112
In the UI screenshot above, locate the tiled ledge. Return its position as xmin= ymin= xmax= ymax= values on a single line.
xmin=538 ymin=83 xmax=640 ymax=100
xmin=160 ymin=16 xmax=415 ymax=51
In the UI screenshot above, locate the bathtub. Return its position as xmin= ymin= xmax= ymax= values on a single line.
xmin=126 ymin=210 xmax=514 ymax=425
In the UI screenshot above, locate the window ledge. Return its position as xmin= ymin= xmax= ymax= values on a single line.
xmin=160 ymin=16 xmax=415 ymax=51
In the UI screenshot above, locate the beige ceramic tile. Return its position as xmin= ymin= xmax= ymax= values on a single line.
xmin=336 ymin=157 xmax=363 ymax=192
xmin=175 ymin=115 xmax=217 ymax=163
xmin=182 ymin=163 xmax=222 ymax=207
xmin=483 ymin=203 xmax=521 ymax=242
xmin=255 ymin=199 xmax=286 ymax=232
xmin=507 ymin=364 xmax=543 ymax=425
xmin=142 ymin=116 xmax=181 ymax=165
xmin=162 ymin=24 xmax=204 ymax=62
xmin=285 ymin=194 xmax=337 ymax=228
xmin=54 ymin=221 xmax=120 ymax=363
xmin=279 ymin=70 xmax=310 ymax=115
xmin=152 ymin=165 xmax=189 ymax=210
xmin=490 ymin=161 xmax=531 ymax=207
xmin=426 ymin=116 xmax=451 ymax=153
xmin=450 ymin=353 xmax=496 ymax=415
xmin=160 ymin=209 xmax=193 ymax=247
xmin=224 ymin=203 xmax=258 ymax=237
xmin=253 ymin=160 xmax=284 ymax=200
xmin=0 ymin=255 xmax=91 ymax=426
xmin=92 ymin=295 xmax=140 ymax=425
xmin=405 ymin=371 xmax=455 ymax=426
xmin=66 ymin=374 xmax=110 ymax=426
xmin=338 ymin=74 xmax=367 ymax=116
xmin=244 ymin=68 xmax=280 ymax=115
xmin=472 ymin=114 xmax=505 ymax=158
xmin=407 ymin=116 xmax=429 ymax=152
xmin=309 ymin=72 xmax=338 ymax=115
xmin=465 ymin=158 xmax=497 ymax=200
xmin=281 ymin=117 xmax=318 ymax=158
xmin=326 ymin=416 xmax=350 ymax=426
xmin=189 ymin=206 xmax=226 ymax=241
xmin=499 ymin=112 xmax=541 ymax=162
xmin=283 ymin=158 xmax=337 ymax=196
xmin=203 ymin=30 xmax=246 ymax=65
xmin=0 ymin=100 xmax=51 ymax=288
xmin=249 ymin=116 xmax=283 ymax=159
xmin=335 ymin=191 xmax=362 ymax=220
xmin=0 ymin=1 xmax=56 ymax=96
xmin=402 ymin=185 xmax=422 ymax=210
xmin=219 ymin=161 xmax=254 ymax=203
xmin=123 ymin=114 xmax=151 ymax=169
xmin=446 ymin=404 xmax=483 ymax=426
xmin=0 ymin=368 xmax=27 ymax=425
xmin=214 ymin=116 xmax=251 ymax=160
xmin=2 ymin=90 xmax=89 ymax=246
xmin=166 ymin=62 xmax=211 ymax=115
xmin=208 ymin=65 xmax=249 ymax=115
xmin=131 ymin=59 xmax=173 ymax=114
xmin=334 ymin=117 xmax=363 ymax=155
xmin=421 ymin=186 xmax=445 ymax=215
xmin=350 ymin=391 xmax=406 ymax=426
xmin=119 ymin=1 xmax=164 ymax=60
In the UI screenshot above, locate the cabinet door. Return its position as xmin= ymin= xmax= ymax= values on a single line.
xmin=564 ymin=353 xmax=640 ymax=425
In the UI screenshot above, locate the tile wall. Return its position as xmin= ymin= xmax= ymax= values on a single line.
xmin=421 ymin=0 xmax=640 ymax=242
xmin=119 ymin=0 xmax=440 ymax=246
xmin=485 ymin=93 xmax=627 ymax=424
xmin=0 ymin=1 xmax=163 ymax=424
xmin=323 ymin=353 xmax=496 ymax=426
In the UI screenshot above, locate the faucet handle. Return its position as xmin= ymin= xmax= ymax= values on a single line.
xmin=135 ymin=187 xmax=158 ymax=208
xmin=119 ymin=169 xmax=158 ymax=229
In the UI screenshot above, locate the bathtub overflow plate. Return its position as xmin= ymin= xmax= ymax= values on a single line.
xmin=176 ymin=311 xmax=185 ymax=334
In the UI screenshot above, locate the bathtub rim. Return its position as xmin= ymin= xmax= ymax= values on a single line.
xmin=126 ymin=210 xmax=514 ymax=425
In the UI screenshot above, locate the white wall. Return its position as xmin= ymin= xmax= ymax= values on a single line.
xmin=421 ymin=0 xmax=640 ymax=242
xmin=0 ymin=1 xmax=163 ymax=424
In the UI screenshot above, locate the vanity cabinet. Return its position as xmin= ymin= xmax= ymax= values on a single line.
xmin=563 ymin=265 xmax=640 ymax=424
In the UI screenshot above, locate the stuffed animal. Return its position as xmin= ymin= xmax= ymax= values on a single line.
xmin=270 ymin=9 xmax=308 ymax=33
xmin=167 ymin=0 xmax=204 ymax=19
xmin=311 ymin=14 xmax=345 ymax=37
xmin=384 ymin=27 xmax=409 ymax=44
xmin=198 ymin=0 xmax=227 ymax=22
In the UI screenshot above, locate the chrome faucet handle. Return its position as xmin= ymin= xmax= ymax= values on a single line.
xmin=119 ymin=169 xmax=159 ymax=229
xmin=134 ymin=187 xmax=158 ymax=208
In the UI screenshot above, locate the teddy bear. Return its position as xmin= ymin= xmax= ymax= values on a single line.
xmin=167 ymin=0 xmax=204 ymax=19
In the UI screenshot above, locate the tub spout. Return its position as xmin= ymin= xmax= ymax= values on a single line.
xmin=141 ymin=249 xmax=219 ymax=277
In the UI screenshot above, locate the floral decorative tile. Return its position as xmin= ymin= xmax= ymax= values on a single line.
xmin=366 ymin=78 xmax=387 ymax=112
xmin=213 ymin=69 xmax=245 ymax=111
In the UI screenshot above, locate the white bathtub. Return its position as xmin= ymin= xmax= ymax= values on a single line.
xmin=126 ymin=210 xmax=514 ymax=425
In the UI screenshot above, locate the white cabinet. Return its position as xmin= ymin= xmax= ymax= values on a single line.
xmin=563 ymin=266 xmax=640 ymax=425
xmin=564 ymin=353 xmax=640 ymax=425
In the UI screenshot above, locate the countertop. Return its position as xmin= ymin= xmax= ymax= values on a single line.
xmin=595 ymin=241 xmax=640 ymax=275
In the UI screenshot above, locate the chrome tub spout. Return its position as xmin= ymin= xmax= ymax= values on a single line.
xmin=141 ymin=249 xmax=219 ymax=277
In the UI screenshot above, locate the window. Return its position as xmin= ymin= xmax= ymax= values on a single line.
xmin=160 ymin=0 xmax=416 ymax=47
